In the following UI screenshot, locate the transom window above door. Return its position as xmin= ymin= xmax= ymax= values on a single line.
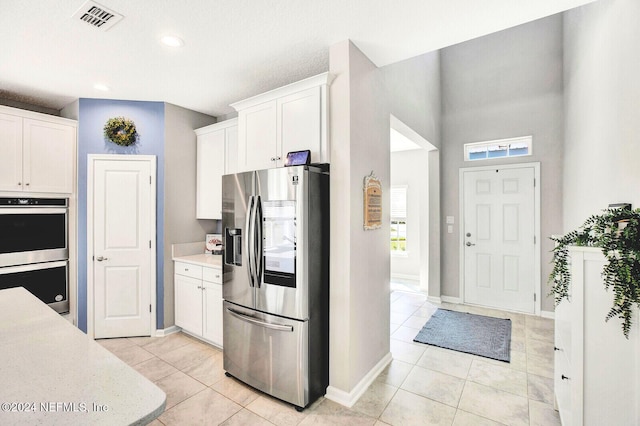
xmin=464 ymin=136 xmax=532 ymax=161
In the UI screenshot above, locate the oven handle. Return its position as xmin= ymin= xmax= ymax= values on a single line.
xmin=0 ymin=260 xmax=68 ymax=275
xmin=0 ymin=208 xmax=68 ymax=215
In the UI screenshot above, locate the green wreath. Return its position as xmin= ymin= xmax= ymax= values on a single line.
xmin=104 ymin=117 xmax=138 ymax=146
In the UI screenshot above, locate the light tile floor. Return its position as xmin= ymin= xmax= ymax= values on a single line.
xmin=98 ymin=291 xmax=559 ymax=425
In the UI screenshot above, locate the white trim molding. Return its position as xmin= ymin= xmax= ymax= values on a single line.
xmin=441 ymin=296 xmax=462 ymax=304
xmin=391 ymin=273 xmax=420 ymax=282
xmin=155 ymin=325 xmax=181 ymax=337
xmin=540 ymin=310 xmax=555 ymax=320
xmin=427 ymin=296 xmax=442 ymax=304
xmin=325 ymin=352 xmax=392 ymax=408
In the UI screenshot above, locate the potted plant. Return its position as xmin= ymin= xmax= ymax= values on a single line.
xmin=549 ymin=206 xmax=640 ymax=338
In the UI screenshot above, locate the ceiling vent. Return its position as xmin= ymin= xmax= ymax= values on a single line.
xmin=73 ymin=1 xmax=123 ymax=31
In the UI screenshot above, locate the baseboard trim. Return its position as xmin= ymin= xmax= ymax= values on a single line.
xmin=325 ymin=352 xmax=392 ymax=408
xmin=441 ymin=296 xmax=461 ymax=304
xmin=155 ymin=325 xmax=180 ymax=337
xmin=540 ymin=310 xmax=555 ymax=319
xmin=391 ymin=273 xmax=420 ymax=282
xmin=427 ymin=296 xmax=442 ymax=304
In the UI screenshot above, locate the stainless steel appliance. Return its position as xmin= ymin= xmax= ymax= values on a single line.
xmin=0 ymin=197 xmax=69 ymax=313
xmin=222 ymin=164 xmax=329 ymax=411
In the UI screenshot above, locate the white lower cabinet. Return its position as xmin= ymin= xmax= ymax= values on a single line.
xmin=174 ymin=261 xmax=223 ymax=347
xmin=554 ymin=247 xmax=639 ymax=425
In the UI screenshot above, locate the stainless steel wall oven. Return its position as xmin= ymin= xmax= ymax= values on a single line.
xmin=0 ymin=198 xmax=69 ymax=313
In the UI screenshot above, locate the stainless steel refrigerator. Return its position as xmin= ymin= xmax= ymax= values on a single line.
xmin=221 ymin=164 xmax=329 ymax=411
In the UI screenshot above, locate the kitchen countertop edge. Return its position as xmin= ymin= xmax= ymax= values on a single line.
xmin=173 ymin=253 xmax=222 ymax=268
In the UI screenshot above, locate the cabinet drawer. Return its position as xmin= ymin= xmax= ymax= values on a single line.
xmin=554 ymin=348 xmax=572 ymax=426
xmin=203 ymin=267 xmax=222 ymax=283
xmin=175 ymin=262 xmax=202 ymax=279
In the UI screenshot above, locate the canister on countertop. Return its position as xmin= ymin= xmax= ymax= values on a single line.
xmin=206 ymin=234 xmax=223 ymax=254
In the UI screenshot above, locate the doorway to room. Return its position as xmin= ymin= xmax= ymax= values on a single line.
xmin=389 ymin=115 xmax=439 ymax=298
xmin=87 ymin=154 xmax=157 ymax=338
xmin=459 ymin=163 xmax=541 ymax=314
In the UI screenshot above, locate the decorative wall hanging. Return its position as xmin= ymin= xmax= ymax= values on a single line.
xmin=104 ymin=116 xmax=138 ymax=146
xmin=363 ymin=171 xmax=382 ymax=230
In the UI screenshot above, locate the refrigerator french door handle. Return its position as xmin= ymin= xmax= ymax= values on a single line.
xmin=255 ymin=195 xmax=263 ymax=288
xmin=245 ymin=195 xmax=255 ymax=287
xmin=226 ymin=307 xmax=294 ymax=332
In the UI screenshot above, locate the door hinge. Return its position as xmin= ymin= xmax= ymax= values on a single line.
xmin=149 ymin=240 xmax=152 ymax=249
xmin=533 ymin=178 xmax=536 ymax=187
xmin=534 ymin=293 xmax=537 ymax=302
xmin=149 ymin=176 xmax=152 ymax=185
xmin=149 ymin=304 xmax=152 ymax=313
xmin=534 ymin=235 xmax=537 ymax=244
xmin=92 ymin=255 xmax=94 ymax=261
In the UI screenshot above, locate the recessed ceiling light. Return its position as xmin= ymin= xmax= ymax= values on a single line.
xmin=94 ymin=83 xmax=109 ymax=91
xmin=160 ymin=35 xmax=184 ymax=48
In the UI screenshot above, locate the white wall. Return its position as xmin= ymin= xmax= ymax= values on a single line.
xmin=328 ymin=39 xmax=391 ymax=401
xmin=390 ymin=149 xmax=428 ymax=282
xmin=563 ymin=0 xmax=640 ymax=230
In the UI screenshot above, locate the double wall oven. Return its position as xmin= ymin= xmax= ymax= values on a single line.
xmin=0 ymin=198 xmax=69 ymax=313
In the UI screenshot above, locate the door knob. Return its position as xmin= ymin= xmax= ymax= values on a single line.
xmin=96 ymin=256 xmax=109 ymax=261
xmin=466 ymin=242 xmax=475 ymax=247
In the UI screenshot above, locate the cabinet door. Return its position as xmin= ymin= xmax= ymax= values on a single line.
xmin=202 ymin=281 xmax=223 ymax=346
xmin=0 ymin=113 xmax=24 ymax=192
xmin=196 ymin=129 xmax=225 ymax=219
xmin=237 ymin=101 xmax=277 ymax=172
xmin=277 ymin=86 xmax=321 ymax=167
xmin=174 ymin=273 xmax=203 ymax=335
xmin=23 ymin=118 xmax=75 ymax=193
xmin=225 ymin=125 xmax=238 ymax=175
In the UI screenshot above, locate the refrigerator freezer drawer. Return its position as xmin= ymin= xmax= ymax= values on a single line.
xmin=223 ymin=301 xmax=308 ymax=408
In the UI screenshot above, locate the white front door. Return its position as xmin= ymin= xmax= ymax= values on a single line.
xmin=462 ymin=165 xmax=536 ymax=313
xmin=89 ymin=155 xmax=156 ymax=338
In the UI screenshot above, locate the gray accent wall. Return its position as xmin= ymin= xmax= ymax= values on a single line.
xmin=382 ymin=51 xmax=443 ymax=299
xmin=563 ymin=0 xmax=640 ymax=230
xmin=382 ymin=51 xmax=442 ymax=148
xmin=163 ymin=103 xmax=216 ymax=326
xmin=440 ymin=15 xmax=565 ymax=312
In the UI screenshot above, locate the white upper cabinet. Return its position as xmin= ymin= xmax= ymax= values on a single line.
xmin=225 ymin=125 xmax=238 ymax=175
xmin=232 ymin=73 xmax=332 ymax=172
xmin=195 ymin=118 xmax=237 ymax=220
xmin=237 ymin=101 xmax=277 ymax=172
xmin=0 ymin=107 xmax=76 ymax=194
xmin=0 ymin=113 xmax=23 ymax=192
xmin=278 ymin=86 xmax=322 ymax=166
xmin=23 ymin=119 xmax=75 ymax=193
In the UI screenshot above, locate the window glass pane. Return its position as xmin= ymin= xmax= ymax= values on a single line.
xmin=508 ymin=142 xmax=529 ymax=157
xmin=397 ymin=221 xmax=407 ymax=251
xmin=487 ymin=144 xmax=508 ymax=158
xmin=468 ymin=147 xmax=487 ymax=160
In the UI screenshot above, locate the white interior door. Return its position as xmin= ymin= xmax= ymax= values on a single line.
xmin=90 ymin=156 xmax=156 ymax=338
xmin=462 ymin=166 xmax=536 ymax=313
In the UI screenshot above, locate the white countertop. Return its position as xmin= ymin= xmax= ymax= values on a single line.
xmin=0 ymin=287 xmax=166 ymax=425
xmin=173 ymin=253 xmax=222 ymax=268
